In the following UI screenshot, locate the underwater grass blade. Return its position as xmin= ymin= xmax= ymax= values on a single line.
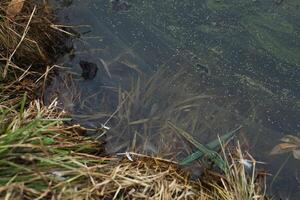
xmin=168 ymin=121 xmax=224 ymax=169
xmin=179 ymin=126 xmax=242 ymax=166
xmin=168 ymin=121 xmax=242 ymax=168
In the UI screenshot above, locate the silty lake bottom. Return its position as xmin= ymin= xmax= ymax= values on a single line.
xmin=47 ymin=0 xmax=300 ymax=199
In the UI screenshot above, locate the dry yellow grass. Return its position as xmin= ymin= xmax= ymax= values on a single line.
xmin=0 ymin=0 xmax=69 ymax=78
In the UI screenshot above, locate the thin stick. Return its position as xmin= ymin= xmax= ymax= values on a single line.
xmin=99 ymin=58 xmax=111 ymax=78
xmin=18 ymin=65 xmax=32 ymax=81
xmin=270 ymin=153 xmax=291 ymax=188
xmin=103 ymin=95 xmax=129 ymax=126
xmin=3 ymin=6 xmax=37 ymax=78
xmin=35 ymin=65 xmax=65 ymax=83
xmin=94 ymin=95 xmax=129 ymax=139
xmin=117 ymin=152 xmax=178 ymax=164
xmin=50 ymin=24 xmax=75 ymax=36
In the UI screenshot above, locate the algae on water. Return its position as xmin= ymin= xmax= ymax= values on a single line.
xmin=242 ymin=14 xmax=300 ymax=66
xmin=126 ymin=0 xmax=300 ymax=110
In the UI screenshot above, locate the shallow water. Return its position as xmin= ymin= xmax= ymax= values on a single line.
xmin=47 ymin=0 xmax=300 ymax=198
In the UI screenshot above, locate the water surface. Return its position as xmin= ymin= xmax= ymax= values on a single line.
xmin=47 ymin=0 xmax=300 ymax=198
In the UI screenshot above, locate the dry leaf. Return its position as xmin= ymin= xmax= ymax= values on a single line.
xmin=271 ymin=135 xmax=300 ymax=160
xmin=6 ymin=0 xmax=25 ymax=19
xmin=280 ymin=135 xmax=300 ymax=144
xmin=293 ymin=149 xmax=300 ymax=160
xmin=270 ymin=143 xmax=298 ymax=155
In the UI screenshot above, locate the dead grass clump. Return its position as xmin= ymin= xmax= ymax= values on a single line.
xmin=0 ymin=0 xmax=70 ymax=78
xmin=204 ymin=143 xmax=268 ymax=200
xmin=0 ymin=94 xmax=268 ymax=200
xmin=88 ymin=155 xmax=205 ymax=200
xmin=0 ymin=98 xmax=205 ymax=200
xmin=0 ymin=0 xmax=71 ymax=108
xmin=0 ymin=95 xmax=270 ymax=200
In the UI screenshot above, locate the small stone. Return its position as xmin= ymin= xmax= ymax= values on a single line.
xmin=79 ymin=60 xmax=98 ymax=80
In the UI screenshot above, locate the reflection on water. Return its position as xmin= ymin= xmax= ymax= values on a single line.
xmin=47 ymin=0 xmax=300 ymax=198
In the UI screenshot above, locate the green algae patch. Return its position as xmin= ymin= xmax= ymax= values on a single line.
xmin=242 ymin=14 xmax=300 ymax=66
xmin=206 ymin=0 xmax=231 ymax=11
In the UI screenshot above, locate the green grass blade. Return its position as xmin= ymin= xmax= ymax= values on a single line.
xmin=168 ymin=121 xmax=241 ymax=168
xmin=179 ymin=126 xmax=242 ymax=166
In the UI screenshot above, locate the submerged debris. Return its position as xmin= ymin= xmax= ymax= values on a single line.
xmin=79 ymin=60 xmax=98 ymax=80
xmin=270 ymin=135 xmax=300 ymax=160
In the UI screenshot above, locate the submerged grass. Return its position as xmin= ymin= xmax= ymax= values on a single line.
xmin=43 ymin=55 xmax=269 ymax=199
xmin=0 ymin=0 xmax=269 ymax=199
xmin=168 ymin=121 xmax=242 ymax=167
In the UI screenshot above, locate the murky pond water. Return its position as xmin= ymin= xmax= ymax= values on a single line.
xmin=47 ymin=0 xmax=300 ymax=198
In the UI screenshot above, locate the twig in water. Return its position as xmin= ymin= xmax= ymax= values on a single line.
xmin=95 ymin=95 xmax=129 ymax=139
xmin=99 ymin=58 xmax=112 ymax=78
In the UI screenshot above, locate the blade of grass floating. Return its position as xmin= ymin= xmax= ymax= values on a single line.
xmin=207 ymin=125 xmax=242 ymax=150
xmin=167 ymin=121 xmax=205 ymax=148
xmin=180 ymin=126 xmax=242 ymax=166
xmin=168 ymin=121 xmax=241 ymax=167
xmin=167 ymin=121 xmax=224 ymax=168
